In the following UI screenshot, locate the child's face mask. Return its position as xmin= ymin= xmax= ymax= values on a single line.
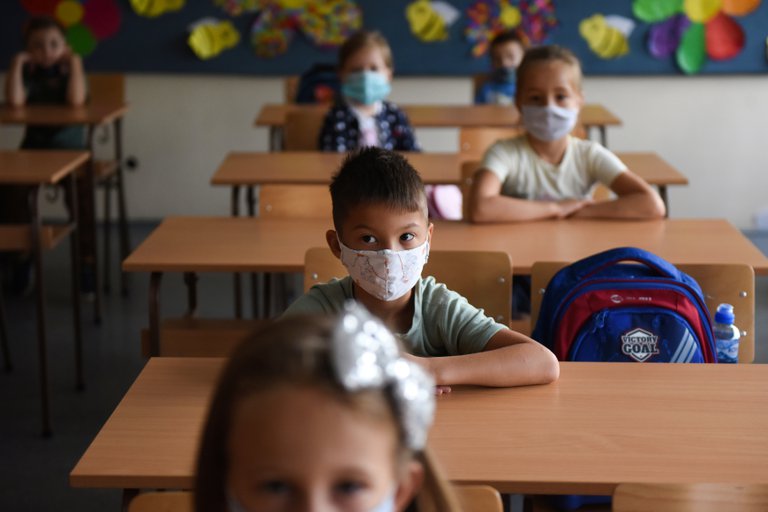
xmin=339 ymin=238 xmax=429 ymax=302
xmin=342 ymin=70 xmax=392 ymax=106
xmin=521 ymin=104 xmax=579 ymax=142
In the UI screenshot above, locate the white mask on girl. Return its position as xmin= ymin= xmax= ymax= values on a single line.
xmin=521 ymin=104 xmax=579 ymax=141
xmin=338 ymin=238 xmax=429 ymax=302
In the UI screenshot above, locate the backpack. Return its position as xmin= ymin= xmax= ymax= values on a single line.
xmin=532 ymin=247 xmax=717 ymax=364
xmin=295 ymin=63 xmax=340 ymax=104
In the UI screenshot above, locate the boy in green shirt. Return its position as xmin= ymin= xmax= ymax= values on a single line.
xmin=284 ymin=147 xmax=559 ymax=390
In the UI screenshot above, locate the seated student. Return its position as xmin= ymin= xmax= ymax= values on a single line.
xmin=319 ymin=29 xmax=418 ymax=152
xmin=283 ymin=147 xmax=559 ymax=389
xmin=474 ymin=30 xmax=527 ymax=105
xmin=468 ymin=45 xmax=666 ymax=223
xmin=195 ymin=305 xmax=463 ymax=511
xmin=2 ymin=15 xmax=94 ymax=294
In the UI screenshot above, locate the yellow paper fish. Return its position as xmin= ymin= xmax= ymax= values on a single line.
xmin=130 ymin=0 xmax=185 ymax=18
xmin=579 ymin=14 xmax=634 ymax=59
xmin=188 ymin=19 xmax=240 ymax=60
xmin=406 ymin=0 xmax=460 ymax=43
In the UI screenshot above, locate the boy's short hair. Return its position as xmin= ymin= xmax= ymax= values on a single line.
xmin=330 ymin=147 xmax=427 ymax=231
xmin=516 ymin=45 xmax=583 ymax=91
xmin=489 ymin=30 xmax=527 ymax=53
xmin=23 ymin=16 xmax=65 ymax=44
xmin=338 ymin=30 xmax=394 ymax=71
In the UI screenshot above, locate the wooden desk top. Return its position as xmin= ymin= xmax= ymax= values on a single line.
xmin=122 ymin=217 xmax=768 ymax=275
xmin=617 ymin=152 xmax=688 ymax=186
xmin=254 ymin=103 xmax=620 ymax=129
xmin=0 ymin=101 xmax=129 ymax=126
xmin=69 ymin=358 xmax=768 ymax=492
xmin=211 ymin=151 xmax=464 ymax=186
xmin=0 ymin=150 xmax=90 ymax=185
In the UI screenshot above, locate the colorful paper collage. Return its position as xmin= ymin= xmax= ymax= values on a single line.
xmin=465 ymin=0 xmax=557 ymax=57
xmin=406 ymin=0 xmax=461 ymax=43
xmin=580 ymin=14 xmax=635 ymax=59
xmin=130 ymin=0 xmax=185 ymax=18
xmin=188 ymin=18 xmax=241 ymax=60
xmin=633 ymin=0 xmax=762 ymax=73
xmin=21 ymin=0 xmax=122 ymax=56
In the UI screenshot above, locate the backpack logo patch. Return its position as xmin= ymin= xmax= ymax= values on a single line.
xmin=621 ymin=328 xmax=660 ymax=362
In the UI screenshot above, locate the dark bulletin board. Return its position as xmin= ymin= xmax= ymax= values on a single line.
xmin=1 ymin=0 xmax=767 ymax=76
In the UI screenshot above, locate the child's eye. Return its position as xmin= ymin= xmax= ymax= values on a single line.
xmin=400 ymin=233 xmax=415 ymax=242
xmin=361 ymin=235 xmax=378 ymax=244
xmin=334 ymin=480 xmax=366 ymax=496
xmin=556 ymin=93 xmax=569 ymax=101
xmin=261 ymin=480 xmax=290 ymax=495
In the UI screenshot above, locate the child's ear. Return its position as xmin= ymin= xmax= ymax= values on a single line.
xmin=427 ymin=222 xmax=434 ymax=242
xmin=326 ymin=230 xmax=342 ymax=259
xmin=394 ymin=460 xmax=424 ymax=512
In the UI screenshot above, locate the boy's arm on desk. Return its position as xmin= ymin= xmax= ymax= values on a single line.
xmin=407 ymin=329 xmax=560 ymax=388
xmin=572 ymin=171 xmax=666 ymax=220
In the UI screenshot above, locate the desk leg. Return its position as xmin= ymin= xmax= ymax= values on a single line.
xmin=68 ymin=174 xmax=85 ymax=391
xmin=599 ymin=126 xmax=608 ymax=147
xmin=231 ymin=186 xmax=243 ymax=319
xmin=184 ymin=272 xmax=198 ymax=318
xmin=269 ymin=126 xmax=283 ymax=151
xmin=659 ymin=185 xmax=669 ymax=218
xmin=245 ymin=186 xmax=264 ymax=317
xmin=114 ymin=118 xmax=131 ymax=296
xmin=86 ymin=126 xmax=103 ymax=325
xmin=148 ymin=272 xmax=163 ymax=357
xmin=29 ymin=186 xmax=51 ymax=437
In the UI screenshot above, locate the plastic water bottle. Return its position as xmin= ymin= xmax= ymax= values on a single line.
xmin=713 ymin=303 xmax=740 ymax=363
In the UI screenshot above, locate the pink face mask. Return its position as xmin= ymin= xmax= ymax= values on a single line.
xmin=338 ymin=238 xmax=430 ymax=302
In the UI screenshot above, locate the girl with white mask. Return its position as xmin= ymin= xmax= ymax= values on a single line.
xmin=194 ymin=304 xmax=461 ymax=512
xmin=468 ymin=45 xmax=666 ymax=223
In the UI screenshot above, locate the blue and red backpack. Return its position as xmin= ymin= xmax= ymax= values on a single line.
xmin=532 ymin=247 xmax=717 ymax=364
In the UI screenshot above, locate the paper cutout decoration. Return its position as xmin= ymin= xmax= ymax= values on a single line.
xmin=406 ymin=0 xmax=460 ymax=42
xmin=580 ymin=14 xmax=634 ymax=59
xmin=130 ymin=0 xmax=185 ymax=18
xmin=214 ymin=0 xmax=260 ymax=16
xmin=250 ymin=0 xmax=362 ymax=58
xmin=188 ymin=18 xmax=240 ymax=60
xmin=465 ymin=0 xmax=557 ymax=58
xmin=633 ymin=0 xmax=761 ymax=73
xmin=21 ymin=0 xmax=122 ymax=56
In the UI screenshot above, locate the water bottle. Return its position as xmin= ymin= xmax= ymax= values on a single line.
xmin=713 ymin=303 xmax=740 ymax=363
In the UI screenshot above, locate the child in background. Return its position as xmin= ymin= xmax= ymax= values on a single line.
xmin=2 ymin=16 xmax=94 ymax=294
xmin=468 ymin=45 xmax=665 ymax=222
xmin=195 ymin=303 xmax=463 ymax=512
xmin=319 ymin=30 xmax=419 ymax=152
xmin=474 ymin=30 xmax=527 ymax=105
xmin=284 ymin=147 xmax=559 ymax=390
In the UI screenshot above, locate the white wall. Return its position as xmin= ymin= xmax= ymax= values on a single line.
xmin=2 ymin=73 xmax=767 ymax=228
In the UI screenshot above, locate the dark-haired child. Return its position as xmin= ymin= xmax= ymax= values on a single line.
xmin=475 ymin=30 xmax=527 ymax=105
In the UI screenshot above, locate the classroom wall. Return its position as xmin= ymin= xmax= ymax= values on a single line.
xmin=1 ymin=73 xmax=767 ymax=228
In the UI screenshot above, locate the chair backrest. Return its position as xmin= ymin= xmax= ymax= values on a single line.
xmin=284 ymin=75 xmax=299 ymax=103
xmin=455 ymin=484 xmax=504 ymax=512
xmin=304 ymin=247 xmax=512 ymax=324
xmin=259 ymin=109 xmax=330 ymax=217
xmin=460 ymin=160 xmax=481 ymax=221
xmin=88 ymin=73 xmax=125 ymax=103
xmin=613 ymin=483 xmax=768 ymax=512
xmin=530 ymin=261 xmax=755 ymax=362
xmin=459 ymin=124 xmax=588 ymax=162
xmin=128 ymin=491 xmax=192 ymax=512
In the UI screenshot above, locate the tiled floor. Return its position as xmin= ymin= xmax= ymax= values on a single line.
xmin=1 ymin=225 xmax=767 ymax=511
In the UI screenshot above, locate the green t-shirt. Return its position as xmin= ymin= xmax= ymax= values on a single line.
xmin=283 ymin=275 xmax=505 ymax=357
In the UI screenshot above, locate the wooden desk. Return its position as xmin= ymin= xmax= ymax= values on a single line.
xmin=211 ymin=151 xmax=464 ymax=216
xmin=618 ymin=152 xmax=688 ymax=211
xmin=69 ymin=358 xmax=768 ymax=494
xmin=123 ymin=216 xmax=768 ymax=355
xmin=0 ymin=150 xmax=89 ymax=435
xmin=255 ymin=103 xmax=621 ymax=147
xmin=1 ymin=100 xmax=132 ymax=309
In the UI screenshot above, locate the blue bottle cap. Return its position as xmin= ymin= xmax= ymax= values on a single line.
xmin=714 ymin=303 xmax=735 ymax=324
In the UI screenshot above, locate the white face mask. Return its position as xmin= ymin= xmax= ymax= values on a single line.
xmin=521 ymin=104 xmax=579 ymax=141
xmin=227 ymin=488 xmax=397 ymax=512
xmin=339 ymin=238 xmax=429 ymax=302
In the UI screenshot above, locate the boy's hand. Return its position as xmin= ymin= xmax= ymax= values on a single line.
xmin=556 ymin=198 xmax=592 ymax=219
xmin=403 ymin=353 xmax=450 ymax=394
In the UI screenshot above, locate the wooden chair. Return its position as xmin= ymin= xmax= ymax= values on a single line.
xmin=139 ymin=317 xmax=270 ymax=358
xmin=128 ymin=485 xmax=503 ymax=512
xmin=87 ymin=72 xmax=131 ymax=295
xmin=530 ymin=262 xmax=755 ymax=362
xmin=613 ymin=483 xmax=768 ymax=512
xmin=304 ymin=247 xmax=512 ymax=325
xmin=284 ymin=75 xmax=299 ymax=103
xmin=459 ymin=127 xmax=525 ymax=162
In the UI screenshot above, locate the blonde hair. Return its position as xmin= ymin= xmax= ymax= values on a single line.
xmin=194 ymin=315 xmax=461 ymax=512
xmin=516 ymin=44 xmax=583 ymax=91
xmin=338 ymin=29 xmax=394 ymax=71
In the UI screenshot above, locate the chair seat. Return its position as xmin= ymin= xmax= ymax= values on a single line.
xmin=140 ymin=317 xmax=271 ymax=357
xmin=0 ymin=224 xmax=74 ymax=251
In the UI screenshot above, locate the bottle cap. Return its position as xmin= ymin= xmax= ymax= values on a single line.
xmin=714 ymin=303 xmax=735 ymax=324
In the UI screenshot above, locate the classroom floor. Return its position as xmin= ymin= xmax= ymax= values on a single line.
xmin=1 ymin=224 xmax=767 ymax=512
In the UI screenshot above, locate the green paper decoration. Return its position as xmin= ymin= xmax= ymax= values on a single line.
xmin=633 ymin=0 xmax=683 ymax=22
xmin=676 ymin=22 xmax=706 ymax=73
